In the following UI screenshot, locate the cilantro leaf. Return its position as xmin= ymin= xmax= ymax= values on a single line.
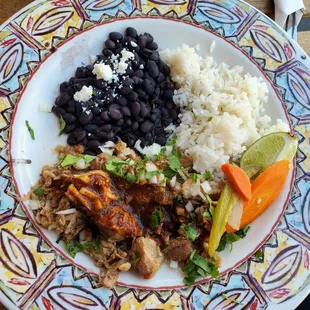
xmin=34 ymin=186 xmax=44 ymax=196
xmin=59 ymin=115 xmax=66 ymax=135
xmin=83 ymin=154 xmax=96 ymax=163
xmin=203 ymin=196 xmax=215 ymax=219
xmin=105 ymin=158 xmax=130 ymax=177
xmin=181 ymin=223 xmax=197 ymax=241
xmin=167 ymin=155 xmax=181 ymax=171
xmin=217 ymin=226 xmax=250 ymax=252
xmin=145 ymin=170 xmax=160 ymax=179
xmin=162 ymin=168 xmax=175 ymax=179
xmin=25 ymin=120 xmax=35 ymax=140
xmin=61 ymin=154 xmax=81 ymax=167
xmin=135 ymin=160 xmax=146 ymax=180
xmin=65 ymin=240 xmax=84 ymax=258
xmin=191 ymin=171 xmax=213 ymax=183
xmin=182 ymin=250 xmax=218 ymax=285
xmin=125 ymin=173 xmax=136 ymax=184
xmin=150 ymin=209 xmax=163 ymax=229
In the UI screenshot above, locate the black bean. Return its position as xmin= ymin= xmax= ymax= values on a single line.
xmin=140 ymin=102 xmax=149 ymax=117
xmin=60 ymin=81 xmax=69 ymax=92
xmin=102 ymin=48 xmax=113 ymax=57
xmin=84 ymin=124 xmax=98 ymax=133
xmin=131 ymin=102 xmax=141 ymax=116
xmin=63 ymin=113 xmax=76 ymax=125
xmin=163 ymin=118 xmax=172 ymax=127
xmin=119 ymin=86 xmax=132 ymax=95
xmin=79 ymin=111 xmax=93 ymax=125
xmin=109 ymin=106 xmax=122 ymax=120
xmin=116 ymin=119 xmax=124 ymax=126
xmin=149 ymin=51 xmax=159 ymax=61
xmin=115 ymin=47 xmax=124 ymax=54
xmin=75 ymin=67 xmax=86 ymax=78
xmin=94 ymin=79 xmax=106 ymax=90
xmin=125 ymin=119 xmax=132 ymax=126
xmin=131 ymin=121 xmax=139 ymax=131
xmin=155 ymin=136 xmax=166 ymax=146
xmin=92 ymin=106 xmax=100 ymax=115
xmin=144 ymin=33 xmax=154 ymax=44
xmin=136 ymin=116 xmax=144 ymax=123
xmin=143 ymin=72 xmax=155 ymax=83
xmin=148 ymin=60 xmax=159 ymax=78
xmin=133 ymin=70 xmax=144 ymax=78
xmin=100 ymin=111 xmax=110 ymax=122
xmin=169 ymin=110 xmax=178 ymax=121
xmin=102 ymin=124 xmax=112 ymax=132
xmin=123 ymin=78 xmax=134 ymax=87
xmin=67 ymin=130 xmax=86 ymax=145
xmin=68 ymin=107 xmax=75 ymax=114
xmin=147 ymin=42 xmax=158 ymax=50
xmin=56 ymin=92 xmax=70 ymax=106
xmin=150 ymin=114 xmax=157 ymax=122
xmin=127 ymin=91 xmax=138 ymax=101
xmin=163 ymin=89 xmax=174 ymax=100
xmin=125 ymin=67 xmax=134 ymax=76
xmin=126 ymin=27 xmax=138 ymax=38
xmin=105 ymin=39 xmax=116 ymax=49
xmin=152 ymin=108 xmax=161 ymax=116
xmin=63 ymin=124 xmax=75 ymax=134
xmin=127 ymin=139 xmax=135 ymax=147
xmin=69 ymin=77 xmax=76 ymax=85
xmin=157 ymin=59 xmax=164 ymax=72
xmin=65 ymin=86 xmax=75 ymax=97
xmin=166 ymin=101 xmax=174 ymax=110
xmin=136 ymin=88 xmax=147 ymax=99
xmin=109 ymin=32 xmax=123 ymax=41
xmin=107 ymin=131 xmax=115 ymax=140
xmin=132 ymin=76 xmax=143 ymax=85
xmin=96 ymin=131 xmax=108 ymax=139
xmin=163 ymin=64 xmax=170 ymax=75
xmin=137 ymin=35 xmax=147 ymax=49
xmin=154 ymin=86 xmax=160 ymax=97
xmin=121 ymin=106 xmax=131 ymax=117
xmin=158 ymin=72 xmax=165 ymax=83
xmin=141 ymin=48 xmax=153 ymax=58
xmin=115 ymin=96 xmax=127 ymax=106
xmin=143 ymin=79 xmax=155 ymax=95
xmin=73 ymin=84 xmax=82 ymax=92
xmin=161 ymin=108 xmax=169 ymax=118
xmin=93 ymin=116 xmax=105 ymax=125
xmin=52 ymin=106 xmax=66 ymax=116
xmin=87 ymin=140 xmax=100 ymax=151
xmin=67 ymin=100 xmax=74 ymax=108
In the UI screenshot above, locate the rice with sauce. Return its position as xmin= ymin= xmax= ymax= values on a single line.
xmin=160 ymin=44 xmax=289 ymax=175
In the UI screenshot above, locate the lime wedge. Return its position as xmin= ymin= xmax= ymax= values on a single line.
xmin=240 ymin=132 xmax=298 ymax=179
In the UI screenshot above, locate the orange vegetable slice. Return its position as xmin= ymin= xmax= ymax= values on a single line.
xmin=226 ymin=160 xmax=290 ymax=233
xmin=221 ymin=164 xmax=252 ymax=201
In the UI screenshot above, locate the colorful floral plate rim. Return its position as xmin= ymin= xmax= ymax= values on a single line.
xmin=0 ymin=0 xmax=310 ymax=309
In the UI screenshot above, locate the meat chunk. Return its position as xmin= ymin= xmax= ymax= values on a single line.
xmin=64 ymin=170 xmax=142 ymax=240
xmin=94 ymin=204 xmax=142 ymax=240
xmin=129 ymin=184 xmax=173 ymax=205
xmin=130 ymin=237 xmax=164 ymax=279
xmin=164 ymin=238 xmax=193 ymax=261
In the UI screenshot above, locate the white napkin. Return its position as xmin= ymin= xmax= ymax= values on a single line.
xmin=274 ymin=0 xmax=305 ymax=39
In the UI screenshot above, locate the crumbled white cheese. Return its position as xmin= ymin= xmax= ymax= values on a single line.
xmin=139 ymin=64 xmax=144 ymax=69
xmin=92 ymin=63 xmax=113 ymax=82
xmin=118 ymin=61 xmax=128 ymax=74
xmin=131 ymin=41 xmax=137 ymax=47
xmin=39 ymin=104 xmax=53 ymax=113
xmin=121 ymin=49 xmax=135 ymax=61
xmin=73 ymin=85 xmax=93 ymax=102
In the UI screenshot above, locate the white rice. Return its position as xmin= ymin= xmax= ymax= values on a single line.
xmin=160 ymin=44 xmax=289 ymax=175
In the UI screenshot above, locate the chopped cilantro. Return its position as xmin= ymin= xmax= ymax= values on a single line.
xmin=125 ymin=173 xmax=136 ymax=184
xmin=65 ymin=240 xmax=84 ymax=258
xmin=167 ymin=155 xmax=187 ymax=180
xmin=60 ymin=154 xmax=96 ymax=167
xmin=105 ymin=158 xmax=130 ymax=177
xmin=217 ymin=225 xmax=250 ymax=252
xmin=255 ymin=248 xmax=263 ymax=259
xmin=150 ymin=209 xmax=163 ymax=229
xmin=33 ymin=186 xmax=44 ymax=196
xmin=59 ymin=115 xmax=66 ymax=135
xmin=145 ymin=170 xmax=160 ymax=179
xmin=25 ymin=120 xmax=35 ymax=140
xmin=166 ymin=136 xmax=177 ymax=146
xmin=162 ymin=168 xmax=175 ymax=179
xmin=191 ymin=171 xmax=213 ymax=183
xmin=181 ymin=223 xmax=197 ymax=241
xmin=183 ymin=250 xmax=218 ymax=285
xmin=134 ymin=160 xmax=146 ymax=180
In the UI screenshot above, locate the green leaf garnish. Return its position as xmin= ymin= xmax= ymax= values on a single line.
xmin=33 ymin=186 xmax=44 ymax=196
xmin=59 ymin=115 xmax=66 ymax=135
xmin=150 ymin=209 xmax=163 ymax=229
xmin=65 ymin=240 xmax=84 ymax=258
xmin=25 ymin=120 xmax=35 ymax=140
xmin=183 ymin=250 xmax=218 ymax=285
xmin=105 ymin=158 xmax=130 ymax=177
xmin=181 ymin=223 xmax=197 ymax=241
xmin=60 ymin=154 xmax=96 ymax=167
xmin=83 ymin=154 xmax=96 ymax=163
xmin=217 ymin=225 xmax=250 ymax=252
xmin=125 ymin=173 xmax=136 ymax=184
xmin=145 ymin=170 xmax=160 ymax=179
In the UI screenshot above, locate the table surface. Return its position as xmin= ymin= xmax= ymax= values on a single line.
xmin=0 ymin=1 xmax=309 ymax=310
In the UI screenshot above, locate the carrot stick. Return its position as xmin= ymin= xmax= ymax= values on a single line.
xmin=226 ymin=160 xmax=290 ymax=233
xmin=221 ymin=164 xmax=252 ymax=201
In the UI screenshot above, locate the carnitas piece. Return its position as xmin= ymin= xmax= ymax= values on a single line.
xmin=64 ymin=170 xmax=142 ymax=240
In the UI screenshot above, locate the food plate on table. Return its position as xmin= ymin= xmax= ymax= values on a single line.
xmin=0 ymin=0 xmax=309 ymax=309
